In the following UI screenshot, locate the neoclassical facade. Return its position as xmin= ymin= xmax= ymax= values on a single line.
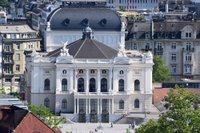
xmin=26 ymin=27 xmax=153 ymax=123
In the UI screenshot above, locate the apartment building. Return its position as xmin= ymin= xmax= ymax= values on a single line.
xmin=126 ymin=20 xmax=200 ymax=81
xmin=0 ymin=25 xmax=41 ymax=93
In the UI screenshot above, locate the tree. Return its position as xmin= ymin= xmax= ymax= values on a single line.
xmin=28 ymin=104 xmax=67 ymax=130
xmin=136 ymin=86 xmax=200 ymax=133
xmin=153 ymin=56 xmax=170 ymax=82
xmin=0 ymin=0 xmax=9 ymax=7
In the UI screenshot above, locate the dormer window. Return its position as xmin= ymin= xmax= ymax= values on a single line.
xmin=62 ymin=18 xmax=70 ymax=26
xmin=99 ymin=18 xmax=107 ymax=27
xmin=81 ymin=18 xmax=89 ymax=27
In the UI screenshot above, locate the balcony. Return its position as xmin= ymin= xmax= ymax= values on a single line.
xmin=182 ymin=48 xmax=195 ymax=52
xmin=3 ymin=50 xmax=14 ymax=54
xmin=183 ymin=60 xmax=193 ymax=65
xmin=3 ymin=60 xmax=14 ymax=64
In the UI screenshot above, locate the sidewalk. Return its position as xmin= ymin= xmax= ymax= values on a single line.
xmin=60 ymin=123 xmax=135 ymax=133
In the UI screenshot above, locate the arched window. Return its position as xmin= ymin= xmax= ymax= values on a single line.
xmin=62 ymin=79 xmax=67 ymax=91
xmin=44 ymin=98 xmax=50 ymax=108
xmin=134 ymin=80 xmax=140 ymax=91
xmin=89 ymin=78 xmax=96 ymax=92
xmin=78 ymin=78 xmax=84 ymax=92
xmin=119 ymin=70 xmax=124 ymax=75
xmin=62 ymin=99 xmax=67 ymax=109
xmin=119 ymin=79 xmax=124 ymax=92
xmin=44 ymin=79 xmax=50 ymax=90
xmin=62 ymin=69 xmax=67 ymax=74
xmin=119 ymin=100 xmax=124 ymax=109
xmin=134 ymin=99 xmax=140 ymax=108
xmin=101 ymin=78 xmax=107 ymax=92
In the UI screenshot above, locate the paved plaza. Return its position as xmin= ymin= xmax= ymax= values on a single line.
xmin=60 ymin=123 xmax=136 ymax=133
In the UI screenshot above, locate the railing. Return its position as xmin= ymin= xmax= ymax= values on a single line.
xmin=182 ymin=48 xmax=195 ymax=52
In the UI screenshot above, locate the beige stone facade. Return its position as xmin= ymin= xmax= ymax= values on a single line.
xmin=0 ymin=25 xmax=41 ymax=92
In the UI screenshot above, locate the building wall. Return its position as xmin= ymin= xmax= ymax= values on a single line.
xmin=106 ymin=0 xmax=158 ymax=10
xmin=44 ymin=30 xmax=122 ymax=51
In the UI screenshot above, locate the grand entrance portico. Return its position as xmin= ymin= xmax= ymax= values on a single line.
xmin=74 ymin=97 xmax=113 ymax=123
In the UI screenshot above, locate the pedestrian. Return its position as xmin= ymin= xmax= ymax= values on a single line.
xmin=111 ymin=122 xmax=113 ymax=128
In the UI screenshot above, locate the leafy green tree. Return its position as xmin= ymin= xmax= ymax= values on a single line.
xmin=0 ymin=88 xmax=6 ymax=94
xmin=0 ymin=0 xmax=9 ymax=7
xmin=28 ymin=104 xmax=67 ymax=130
xmin=153 ymin=56 xmax=170 ymax=82
xmin=136 ymin=86 xmax=200 ymax=133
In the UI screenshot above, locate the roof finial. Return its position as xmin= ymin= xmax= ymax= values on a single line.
xmin=82 ymin=21 xmax=94 ymax=39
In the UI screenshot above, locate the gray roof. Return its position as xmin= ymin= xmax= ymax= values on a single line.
xmin=47 ymin=39 xmax=118 ymax=59
xmin=49 ymin=8 xmax=121 ymax=31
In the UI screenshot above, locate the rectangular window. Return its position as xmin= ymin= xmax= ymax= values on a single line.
xmin=15 ymin=54 xmax=20 ymax=61
xmin=184 ymin=65 xmax=192 ymax=73
xmin=171 ymin=65 xmax=176 ymax=74
xmin=171 ymin=54 xmax=176 ymax=61
xmin=171 ymin=43 xmax=176 ymax=50
xmin=185 ymin=54 xmax=192 ymax=62
xmin=5 ymin=78 xmax=11 ymax=82
xmin=16 ymin=44 xmax=20 ymax=50
xmin=186 ymin=33 xmax=188 ymax=37
xmin=15 ymin=78 xmax=20 ymax=82
xmin=16 ymin=65 xmax=20 ymax=72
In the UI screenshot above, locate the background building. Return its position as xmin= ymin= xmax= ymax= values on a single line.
xmin=0 ymin=24 xmax=41 ymax=93
xmin=106 ymin=0 xmax=159 ymax=11
xmin=126 ymin=19 xmax=200 ymax=81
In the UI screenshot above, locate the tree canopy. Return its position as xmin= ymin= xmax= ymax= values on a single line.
xmin=153 ymin=56 xmax=170 ymax=83
xmin=28 ymin=104 xmax=67 ymax=130
xmin=0 ymin=0 xmax=9 ymax=7
xmin=136 ymin=86 xmax=200 ymax=133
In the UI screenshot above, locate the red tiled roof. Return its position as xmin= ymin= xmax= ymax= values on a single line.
xmin=153 ymin=88 xmax=200 ymax=105
xmin=15 ymin=112 xmax=56 ymax=133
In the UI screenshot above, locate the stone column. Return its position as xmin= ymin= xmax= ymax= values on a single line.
xmin=74 ymin=98 xmax=76 ymax=114
xmin=77 ymin=98 xmax=79 ymax=114
xmin=85 ymin=69 xmax=89 ymax=93
xmin=109 ymin=68 xmax=112 ymax=92
xmin=97 ymin=69 xmax=101 ymax=93
xmin=86 ymin=99 xmax=88 ymax=115
xmin=97 ymin=98 xmax=99 ymax=115
xmin=88 ymin=99 xmax=91 ymax=114
xmin=56 ymin=69 xmax=60 ymax=93
xmin=100 ymin=99 xmax=102 ymax=114
xmin=112 ymin=98 xmax=114 ymax=114
xmin=126 ymin=69 xmax=131 ymax=94
xmin=74 ymin=68 xmax=77 ymax=92
xmin=69 ymin=68 xmax=73 ymax=93
xmin=108 ymin=99 xmax=110 ymax=114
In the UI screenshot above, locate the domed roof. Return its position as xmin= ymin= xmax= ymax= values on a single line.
xmin=49 ymin=8 xmax=121 ymax=31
